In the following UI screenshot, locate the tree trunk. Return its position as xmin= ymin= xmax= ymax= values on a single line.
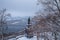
xmin=37 ymin=32 xmax=40 ymax=40
xmin=1 ymin=23 xmax=4 ymax=40
xmin=44 ymin=32 xmax=46 ymax=40
xmin=54 ymin=32 xmax=57 ymax=40
xmin=1 ymin=34 xmax=4 ymax=40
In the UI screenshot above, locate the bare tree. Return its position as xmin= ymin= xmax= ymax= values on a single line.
xmin=37 ymin=0 xmax=60 ymax=13
xmin=32 ymin=14 xmax=51 ymax=40
xmin=34 ymin=0 xmax=60 ymax=40
xmin=0 ymin=9 xmax=11 ymax=40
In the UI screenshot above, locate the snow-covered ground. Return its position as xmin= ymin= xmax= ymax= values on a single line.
xmin=8 ymin=35 xmax=44 ymax=40
xmin=8 ymin=36 xmax=37 ymax=40
xmin=8 ymin=32 xmax=60 ymax=40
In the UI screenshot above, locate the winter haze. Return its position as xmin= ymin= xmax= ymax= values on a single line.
xmin=0 ymin=0 xmax=37 ymax=17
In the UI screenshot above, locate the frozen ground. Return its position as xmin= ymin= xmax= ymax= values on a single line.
xmin=8 ymin=32 xmax=60 ymax=40
xmin=8 ymin=36 xmax=37 ymax=40
xmin=8 ymin=36 xmax=44 ymax=40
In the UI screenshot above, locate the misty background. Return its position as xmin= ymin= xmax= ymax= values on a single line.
xmin=0 ymin=0 xmax=39 ymax=17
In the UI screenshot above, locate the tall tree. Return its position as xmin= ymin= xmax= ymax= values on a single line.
xmin=0 ymin=9 xmax=11 ymax=40
xmin=36 ymin=0 xmax=60 ymax=40
xmin=32 ymin=0 xmax=60 ymax=40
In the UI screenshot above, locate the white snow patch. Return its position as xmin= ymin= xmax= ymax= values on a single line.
xmin=8 ymin=36 xmax=37 ymax=40
xmin=12 ymin=22 xmax=19 ymax=24
xmin=17 ymin=36 xmax=37 ymax=40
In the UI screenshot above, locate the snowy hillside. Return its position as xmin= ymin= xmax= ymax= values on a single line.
xmin=7 ymin=32 xmax=58 ymax=40
xmin=8 ymin=35 xmax=44 ymax=40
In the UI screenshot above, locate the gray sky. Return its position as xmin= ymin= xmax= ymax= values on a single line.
xmin=0 ymin=0 xmax=38 ymax=17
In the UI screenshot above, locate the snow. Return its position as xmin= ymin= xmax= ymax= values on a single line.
xmin=8 ymin=36 xmax=37 ymax=40
xmin=17 ymin=36 xmax=37 ymax=40
xmin=8 ymin=36 xmax=44 ymax=40
xmin=8 ymin=32 xmax=60 ymax=40
xmin=12 ymin=22 xmax=19 ymax=24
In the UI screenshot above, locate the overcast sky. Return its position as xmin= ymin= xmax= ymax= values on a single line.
xmin=0 ymin=0 xmax=39 ymax=17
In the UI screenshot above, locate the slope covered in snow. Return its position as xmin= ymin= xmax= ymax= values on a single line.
xmin=8 ymin=36 xmax=44 ymax=40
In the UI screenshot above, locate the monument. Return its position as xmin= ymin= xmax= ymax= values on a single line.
xmin=25 ymin=17 xmax=33 ymax=38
